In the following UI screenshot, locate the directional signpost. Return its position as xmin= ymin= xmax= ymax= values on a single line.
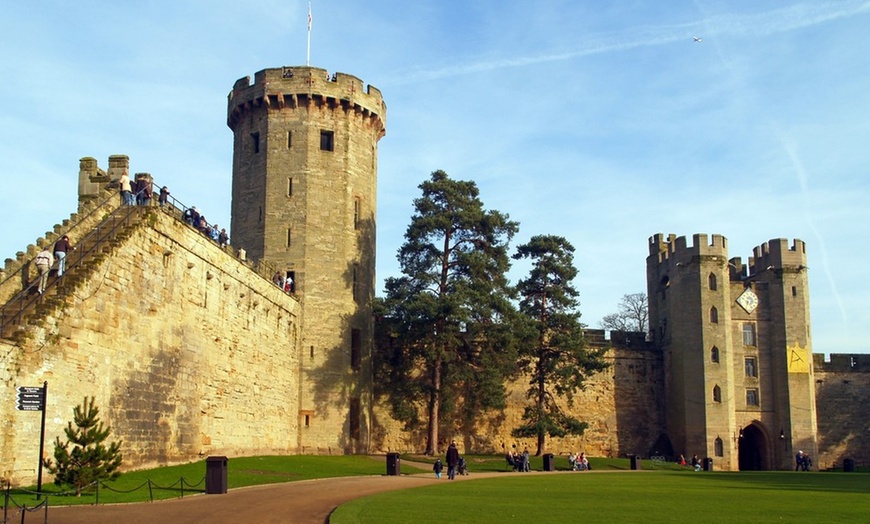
xmin=15 ymin=381 xmax=47 ymax=498
xmin=16 ymin=386 xmax=45 ymax=411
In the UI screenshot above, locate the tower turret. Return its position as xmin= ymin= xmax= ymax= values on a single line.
xmin=228 ymin=66 xmax=386 ymax=452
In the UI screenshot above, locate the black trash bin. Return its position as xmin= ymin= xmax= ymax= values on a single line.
xmin=543 ymin=453 xmax=555 ymax=471
xmin=843 ymin=458 xmax=855 ymax=472
xmin=386 ymin=452 xmax=401 ymax=476
xmin=205 ymin=456 xmax=228 ymax=494
xmin=629 ymin=454 xmax=641 ymax=470
xmin=703 ymin=457 xmax=713 ymax=471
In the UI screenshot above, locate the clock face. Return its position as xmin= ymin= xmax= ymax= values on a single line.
xmin=737 ymin=289 xmax=759 ymax=314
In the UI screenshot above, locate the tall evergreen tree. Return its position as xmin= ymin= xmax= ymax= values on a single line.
xmin=378 ymin=170 xmax=519 ymax=454
xmin=511 ymin=235 xmax=608 ymax=456
xmin=44 ymin=396 xmax=123 ymax=496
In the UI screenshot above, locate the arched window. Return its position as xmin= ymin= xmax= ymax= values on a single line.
xmin=711 ymin=346 xmax=720 ymax=363
xmin=715 ymin=437 xmax=724 ymax=457
xmin=710 ymin=306 xmax=719 ymax=323
xmin=713 ymin=385 xmax=721 ymax=403
xmin=708 ymin=273 xmax=717 ymax=290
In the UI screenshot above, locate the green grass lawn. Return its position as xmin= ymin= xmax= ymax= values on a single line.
xmin=330 ymin=470 xmax=870 ymax=523
xmin=3 ymin=455 xmax=428 ymax=507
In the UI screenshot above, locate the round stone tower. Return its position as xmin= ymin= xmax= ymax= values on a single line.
xmin=227 ymin=66 xmax=386 ymax=453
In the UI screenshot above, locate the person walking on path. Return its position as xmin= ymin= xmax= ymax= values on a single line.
xmin=433 ymin=458 xmax=443 ymax=479
xmin=446 ymin=441 xmax=460 ymax=480
xmin=34 ymin=247 xmax=53 ymax=294
xmin=53 ymin=235 xmax=74 ymax=277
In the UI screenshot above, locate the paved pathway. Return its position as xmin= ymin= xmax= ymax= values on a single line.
xmin=42 ymin=462 xmax=543 ymax=524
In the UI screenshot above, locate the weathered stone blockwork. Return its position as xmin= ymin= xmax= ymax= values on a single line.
xmin=813 ymin=353 xmax=870 ymax=469
xmin=371 ymin=335 xmax=665 ymax=459
xmin=1 ymin=210 xmax=301 ymax=484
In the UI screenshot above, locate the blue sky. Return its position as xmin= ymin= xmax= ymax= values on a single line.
xmin=1 ymin=1 xmax=868 ymax=354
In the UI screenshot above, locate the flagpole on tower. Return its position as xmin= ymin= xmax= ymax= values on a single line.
xmin=306 ymin=1 xmax=312 ymax=66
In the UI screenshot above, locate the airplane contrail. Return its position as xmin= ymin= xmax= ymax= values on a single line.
xmin=388 ymin=1 xmax=870 ymax=85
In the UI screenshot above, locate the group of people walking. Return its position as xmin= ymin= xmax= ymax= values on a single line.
xmin=33 ymin=235 xmax=74 ymax=295
xmin=433 ymin=441 xmax=467 ymax=480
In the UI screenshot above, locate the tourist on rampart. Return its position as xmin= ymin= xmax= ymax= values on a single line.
xmin=158 ymin=186 xmax=170 ymax=207
xmin=136 ymin=178 xmax=152 ymax=206
xmin=119 ymin=170 xmax=134 ymax=206
xmin=273 ymin=271 xmax=285 ymax=289
xmin=53 ymin=235 xmax=74 ymax=277
xmin=446 ymin=441 xmax=460 ymax=480
xmin=284 ymin=274 xmax=294 ymax=294
xmin=34 ymin=247 xmax=53 ymax=294
xmin=218 ymin=228 xmax=229 ymax=248
xmin=210 ymin=224 xmax=220 ymax=242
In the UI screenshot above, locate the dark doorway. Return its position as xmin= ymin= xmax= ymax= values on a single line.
xmin=738 ymin=424 xmax=768 ymax=470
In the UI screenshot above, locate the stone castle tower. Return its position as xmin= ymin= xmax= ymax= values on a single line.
xmin=227 ymin=66 xmax=386 ymax=452
xmin=646 ymin=233 xmax=817 ymax=470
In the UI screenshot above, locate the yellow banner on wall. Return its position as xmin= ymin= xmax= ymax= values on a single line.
xmin=787 ymin=343 xmax=810 ymax=373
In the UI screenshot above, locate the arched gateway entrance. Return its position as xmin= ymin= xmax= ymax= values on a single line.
xmin=738 ymin=423 xmax=770 ymax=470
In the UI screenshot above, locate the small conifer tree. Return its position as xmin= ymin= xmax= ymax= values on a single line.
xmin=44 ymin=396 xmax=123 ymax=496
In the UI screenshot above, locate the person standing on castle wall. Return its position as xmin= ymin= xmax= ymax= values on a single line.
xmin=218 ymin=228 xmax=229 ymax=248
xmin=210 ymin=224 xmax=220 ymax=242
xmin=158 ymin=186 xmax=170 ymax=208
xmin=119 ymin=170 xmax=134 ymax=206
xmin=34 ymin=247 xmax=53 ymax=294
xmin=446 ymin=441 xmax=460 ymax=480
xmin=273 ymin=271 xmax=285 ymax=289
xmin=136 ymin=178 xmax=152 ymax=206
xmin=284 ymin=274 xmax=294 ymax=294
xmin=53 ymin=235 xmax=74 ymax=277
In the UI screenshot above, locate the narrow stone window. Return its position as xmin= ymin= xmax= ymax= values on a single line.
xmin=320 ymin=130 xmax=334 ymax=151
xmin=745 ymin=357 xmax=758 ymax=378
xmin=304 ymin=414 xmax=310 ymax=427
xmin=710 ymin=306 xmax=718 ymax=323
xmin=309 ymin=345 xmax=314 ymax=358
xmin=251 ymin=132 xmax=260 ymax=153
xmin=713 ymin=385 xmax=722 ymax=403
xmin=708 ymin=273 xmax=717 ymax=290
xmin=286 ymin=227 xmax=292 ymax=247
xmin=351 ymin=328 xmax=361 ymax=370
xmin=792 ymin=286 xmax=797 ymax=297
xmin=353 ymin=197 xmax=361 ymax=230
xmin=287 ymin=177 xmax=293 ymax=197
xmin=711 ymin=346 xmax=720 ymax=363
xmin=743 ymin=323 xmax=756 ymax=346
xmin=287 ymin=131 xmax=292 ymax=149
xmin=714 ymin=437 xmax=724 ymax=457
xmin=349 ymin=398 xmax=361 ymax=440
xmin=746 ymin=388 xmax=759 ymax=406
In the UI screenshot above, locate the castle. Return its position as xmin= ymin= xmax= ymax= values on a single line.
xmin=0 ymin=66 xmax=866 ymax=485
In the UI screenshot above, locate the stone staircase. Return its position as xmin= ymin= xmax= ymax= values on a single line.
xmin=0 ymin=205 xmax=149 ymax=341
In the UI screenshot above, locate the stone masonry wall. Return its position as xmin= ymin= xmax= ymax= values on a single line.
xmin=0 ymin=210 xmax=301 ymax=486
xmin=371 ymin=344 xmax=665 ymax=459
xmin=813 ymin=353 xmax=870 ymax=470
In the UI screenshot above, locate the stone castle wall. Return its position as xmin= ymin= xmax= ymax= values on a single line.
xmin=813 ymin=353 xmax=870 ymax=469
xmin=371 ymin=338 xmax=665 ymax=459
xmin=1 ymin=210 xmax=302 ymax=485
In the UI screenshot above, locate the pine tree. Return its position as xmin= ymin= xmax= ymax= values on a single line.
xmin=44 ymin=396 xmax=123 ymax=496
xmin=378 ymin=170 xmax=520 ymax=455
xmin=511 ymin=235 xmax=608 ymax=455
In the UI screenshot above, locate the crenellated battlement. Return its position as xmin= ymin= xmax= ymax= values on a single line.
xmin=813 ymin=353 xmax=870 ymax=372
xmin=647 ymin=233 xmax=728 ymax=266
xmin=227 ymin=66 xmax=386 ymax=133
xmin=750 ymin=238 xmax=807 ymax=273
